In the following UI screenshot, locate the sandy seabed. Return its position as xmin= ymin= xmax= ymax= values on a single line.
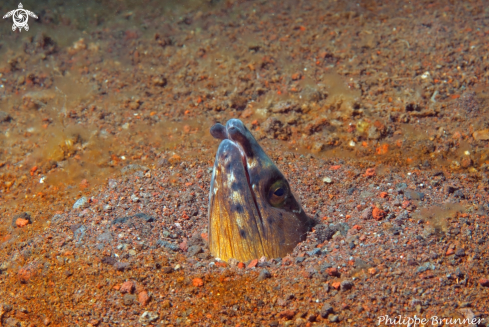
xmin=0 ymin=0 xmax=489 ymax=326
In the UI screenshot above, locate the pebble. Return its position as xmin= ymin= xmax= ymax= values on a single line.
xmin=138 ymin=291 xmax=151 ymax=305
xmin=278 ymin=310 xmax=296 ymax=320
xmin=0 ymin=111 xmax=11 ymax=122
xmin=161 ymin=299 xmax=171 ymax=309
xmin=329 ymin=315 xmax=340 ymax=323
xmin=326 ymin=267 xmax=340 ymax=277
xmin=372 ymin=207 xmax=386 ymax=220
xmin=295 ymin=256 xmax=306 ymax=264
xmin=455 ymin=248 xmax=466 ymax=257
xmin=306 ymin=248 xmax=321 ymax=257
xmin=192 ymin=278 xmax=204 ymax=287
xmin=11 ymin=212 xmax=31 ymax=227
xmin=114 ymin=262 xmax=130 ymax=271
xmin=120 ymin=281 xmax=135 ymax=294
xmin=123 ymin=294 xmax=136 ymax=306
xmin=396 ymin=183 xmax=407 ymax=191
xmin=473 ymin=129 xmax=489 ymax=141
xmin=139 ymin=311 xmax=159 ymax=325
xmin=347 ymin=187 xmax=357 ymax=195
xmin=315 ymin=224 xmax=338 ymax=242
xmin=453 ymin=189 xmax=465 ymax=198
xmin=157 ymin=240 xmax=179 ymax=251
xmin=320 ymin=303 xmax=334 ymax=318
xmin=361 ymin=207 xmax=373 ymax=220
xmin=340 ymin=280 xmax=354 ymax=291
xmin=257 ymin=269 xmax=271 ymax=281
xmin=479 ymin=278 xmax=489 ymax=287
xmin=73 ymin=197 xmax=88 ymax=209
xmin=187 ymin=245 xmax=203 ymax=257
xmin=416 ymin=262 xmax=435 ymax=273
xmin=247 ymin=259 xmax=258 ymax=268
xmin=405 ymin=190 xmax=425 ymax=201
xmin=323 ymin=177 xmax=332 ymax=183
xmin=15 ymin=218 xmax=30 ymax=228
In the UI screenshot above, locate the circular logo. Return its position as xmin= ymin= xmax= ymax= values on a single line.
xmin=14 ymin=10 xmax=28 ymax=26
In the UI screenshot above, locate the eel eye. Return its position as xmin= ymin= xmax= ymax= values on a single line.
xmin=268 ymin=181 xmax=287 ymax=207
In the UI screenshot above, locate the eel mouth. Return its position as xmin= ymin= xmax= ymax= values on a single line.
xmin=211 ymin=120 xmax=267 ymax=233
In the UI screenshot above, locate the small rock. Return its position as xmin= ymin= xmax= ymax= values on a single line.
xmin=4 ymin=317 xmax=21 ymax=327
xmin=328 ymin=314 xmax=340 ymax=323
xmin=0 ymin=262 xmax=9 ymax=272
xmin=138 ymin=291 xmax=151 ymax=305
xmin=161 ymin=299 xmax=171 ymax=308
xmin=114 ymin=262 xmax=130 ymax=271
xmin=11 ymin=212 xmax=31 ymax=228
xmin=416 ymin=262 xmax=435 ymax=273
xmin=187 ymin=245 xmax=203 ymax=257
xmin=179 ymin=239 xmax=188 ymax=251
xmin=97 ymin=232 xmax=113 ymax=243
xmin=73 ymin=197 xmax=88 ymax=209
xmin=15 ymin=218 xmax=30 ymax=228
xmin=340 ymin=280 xmax=354 ymax=291
xmin=405 ymin=190 xmax=425 ymax=201
xmin=453 ymin=190 xmax=465 ymax=198
xmin=396 ymin=183 xmax=408 ymax=191
xmin=455 ymin=248 xmax=466 ymax=257
xmin=139 ymin=311 xmax=159 ymax=325
xmin=123 ymin=294 xmax=137 ymax=306
xmin=120 ymin=281 xmax=135 ymax=294
xmin=361 ymin=207 xmax=373 ymax=220
xmin=479 ymin=278 xmax=489 ymax=287
xmin=332 ymin=281 xmax=341 ymax=289
xmin=247 ymin=259 xmax=258 ymax=269
xmin=323 ymin=177 xmax=332 ymax=184
xmin=307 ymin=314 xmax=317 ymax=322
xmin=315 ymin=224 xmax=338 ymax=243
xmin=156 ymin=240 xmax=179 ymax=251
xmin=295 ymin=256 xmax=306 ymax=264
xmin=445 ymin=185 xmax=458 ymax=194
xmin=320 ymin=303 xmax=334 ymax=318
xmin=161 ymin=266 xmax=173 ymax=274
xmin=372 ymin=207 xmax=386 ymax=220
xmin=101 ymin=256 xmax=117 ymax=266
xmin=192 ymin=278 xmax=204 ymax=287
xmin=152 ymin=76 xmax=167 ymax=87
xmin=347 ymin=187 xmax=357 ymax=195
xmin=0 ymin=111 xmax=12 ymax=122
xmin=279 ymin=310 xmax=296 ymax=320
xmin=257 ymin=269 xmax=271 ymax=281
xmin=473 ymin=129 xmax=489 ymax=141
xmin=368 ymin=267 xmax=377 ymax=275
xmin=306 ymin=248 xmax=321 ymax=257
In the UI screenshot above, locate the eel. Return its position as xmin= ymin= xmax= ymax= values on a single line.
xmin=208 ymin=118 xmax=315 ymax=262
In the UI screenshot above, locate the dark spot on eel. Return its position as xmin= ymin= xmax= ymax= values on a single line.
xmin=232 ymin=203 xmax=244 ymax=213
xmin=231 ymin=182 xmax=241 ymax=191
